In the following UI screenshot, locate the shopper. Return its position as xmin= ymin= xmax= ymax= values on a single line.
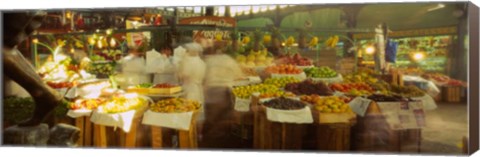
xmin=201 ymin=40 xmax=244 ymax=148
xmin=148 ymin=47 xmax=179 ymax=85
xmin=177 ymin=42 xmax=207 ymax=113
xmin=117 ymin=46 xmax=150 ymax=88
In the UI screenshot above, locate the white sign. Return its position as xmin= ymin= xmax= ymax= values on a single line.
xmin=348 ymin=97 xmax=372 ymax=117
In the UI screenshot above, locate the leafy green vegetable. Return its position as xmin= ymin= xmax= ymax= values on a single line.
xmin=136 ymin=83 xmax=153 ymax=88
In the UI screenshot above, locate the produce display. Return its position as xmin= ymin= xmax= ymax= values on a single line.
xmin=312 ymin=96 xmax=351 ymax=113
xmin=300 ymin=95 xmax=352 ymax=105
xmin=367 ymin=94 xmax=408 ymax=102
xmin=236 ymin=49 xmax=274 ymax=67
xmin=263 ymin=77 xmax=301 ymax=88
xmin=343 ymin=72 xmax=379 ymax=84
xmin=150 ymin=98 xmax=201 ymax=113
xmin=265 ymin=64 xmax=303 ymax=74
xmin=390 ymin=85 xmax=425 ymax=97
xmin=153 ymin=83 xmax=177 ymax=88
xmin=85 ymin=60 xmax=116 ymax=77
xmin=46 ymin=81 xmax=77 ymax=89
xmin=421 ymin=73 xmax=450 ymax=83
xmin=69 ymin=98 xmax=106 ymax=110
xmin=275 ymin=53 xmax=313 ymax=66
xmin=304 ymin=66 xmax=338 ymax=78
xmin=97 ymin=94 xmax=147 ymax=114
xmin=284 ymin=80 xmax=333 ymax=96
xmin=232 ymin=84 xmax=285 ymax=99
xmin=136 ymin=83 xmax=153 ymax=88
xmin=324 ymin=35 xmax=340 ymax=48
xmin=330 ymin=83 xmax=374 ymax=96
xmin=263 ymin=97 xmax=306 ymax=110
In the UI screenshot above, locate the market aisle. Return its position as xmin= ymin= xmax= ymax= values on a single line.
xmin=419 ymin=103 xmax=468 ymax=155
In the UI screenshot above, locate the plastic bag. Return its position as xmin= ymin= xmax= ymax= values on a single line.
xmin=385 ymin=39 xmax=398 ymax=63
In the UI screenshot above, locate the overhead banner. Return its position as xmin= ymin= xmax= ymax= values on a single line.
xmin=179 ymin=16 xmax=236 ymax=40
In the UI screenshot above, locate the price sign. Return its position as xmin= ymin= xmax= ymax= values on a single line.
xmin=348 ymin=97 xmax=372 ymax=117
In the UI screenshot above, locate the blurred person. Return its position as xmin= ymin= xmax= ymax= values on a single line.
xmin=116 ymin=45 xmax=150 ymax=88
xmin=148 ymin=47 xmax=179 ymax=85
xmin=177 ymin=42 xmax=207 ymax=140
xmin=201 ymin=40 xmax=244 ymax=147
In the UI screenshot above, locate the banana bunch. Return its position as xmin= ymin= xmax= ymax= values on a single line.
xmin=285 ymin=36 xmax=295 ymax=47
xmin=324 ymin=35 xmax=339 ymax=48
xmin=57 ymin=39 xmax=66 ymax=47
xmin=242 ymin=36 xmax=251 ymax=44
xmin=309 ymin=37 xmax=319 ymax=48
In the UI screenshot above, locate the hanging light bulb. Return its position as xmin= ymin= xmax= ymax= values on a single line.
xmin=70 ymin=48 xmax=75 ymax=53
xmin=32 ymin=38 xmax=39 ymax=44
xmin=97 ymin=40 xmax=103 ymax=49
xmin=110 ymin=38 xmax=116 ymax=47
xmin=106 ymin=29 xmax=113 ymax=35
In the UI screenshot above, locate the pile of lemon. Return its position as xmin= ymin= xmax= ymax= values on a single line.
xmin=232 ymin=84 xmax=282 ymax=99
xmin=263 ymin=77 xmax=301 ymax=88
xmin=313 ymin=96 xmax=351 ymax=113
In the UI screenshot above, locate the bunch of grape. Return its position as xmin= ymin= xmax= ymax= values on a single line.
xmin=263 ymin=77 xmax=301 ymax=88
xmin=263 ymin=97 xmax=306 ymax=110
xmin=150 ymin=98 xmax=201 ymax=113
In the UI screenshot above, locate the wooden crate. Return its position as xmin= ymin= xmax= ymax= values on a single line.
xmin=351 ymin=102 xmax=421 ymax=153
xmin=252 ymin=97 xmax=306 ymax=150
xmin=311 ymin=109 xmax=356 ymax=151
xmin=74 ymin=116 xmax=94 ymax=147
xmin=442 ymin=86 xmax=463 ymax=103
xmin=150 ymin=112 xmax=199 ymax=149
xmin=93 ymin=115 xmax=144 ymax=148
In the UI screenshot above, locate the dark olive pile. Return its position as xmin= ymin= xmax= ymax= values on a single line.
xmin=284 ymin=79 xmax=333 ymax=96
xmin=367 ymin=94 xmax=410 ymax=102
xmin=263 ymin=97 xmax=306 ymax=110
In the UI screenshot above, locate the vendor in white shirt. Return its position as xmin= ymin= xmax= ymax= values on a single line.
xmin=117 ymin=46 xmax=150 ymax=88
xmin=147 ymin=47 xmax=179 ymax=85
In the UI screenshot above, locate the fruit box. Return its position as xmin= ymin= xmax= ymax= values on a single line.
xmin=125 ymin=87 xmax=150 ymax=94
xmin=312 ymin=109 xmax=357 ymax=124
xmin=149 ymin=86 xmax=182 ymax=95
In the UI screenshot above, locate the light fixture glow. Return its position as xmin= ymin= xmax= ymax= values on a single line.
xmin=32 ymin=38 xmax=39 ymax=44
xmin=413 ymin=52 xmax=425 ymax=60
xmin=110 ymin=38 xmax=116 ymax=47
xmin=106 ymin=29 xmax=113 ymax=35
xmin=365 ymin=46 xmax=375 ymax=54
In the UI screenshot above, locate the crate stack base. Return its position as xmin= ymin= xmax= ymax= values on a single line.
xmin=75 ymin=116 xmax=93 ymax=147
xmin=150 ymin=112 xmax=198 ymax=149
xmin=442 ymin=86 xmax=464 ymax=103
xmin=93 ymin=116 xmax=143 ymax=148
xmin=252 ymin=106 xmax=305 ymax=149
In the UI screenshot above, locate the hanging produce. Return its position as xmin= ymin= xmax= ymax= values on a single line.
xmin=324 ymin=35 xmax=339 ymax=48
xmin=309 ymin=37 xmax=319 ymax=48
xmin=285 ymin=36 xmax=295 ymax=47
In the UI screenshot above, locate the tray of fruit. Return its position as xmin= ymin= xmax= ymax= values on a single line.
xmin=304 ymin=66 xmax=343 ymax=83
xmin=66 ymin=98 xmax=107 ymax=118
xmin=329 ymin=83 xmax=375 ymax=97
xmin=127 ymin=83 xmax=183 ymax=95
xmin=274 ymin=53 xmax=313 ymax=67
xmin=390 ymin=85 xmax=425 ymax=98
xmin=90 ymin=93 xmax=151 ymax=132
xmin=310 ymin=96 xmax=356 ymax=124
xmin=265 ymin=64 xmax=307 ymax=80
xmin=261 ymin=97 xmax=313 ymax=124
xmin=263 ymin=77 xmax=301 ymax=88
xmin=232 ymin=84 xmax=285 ymax=112
xmin=284 ymin=79 xmax=334 ymax=96
xmin=142 ymin=98 xmax=201 ymax=130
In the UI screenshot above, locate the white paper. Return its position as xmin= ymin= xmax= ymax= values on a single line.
xmin=247 ymin=76 xmax=262 ymax=84
xmin=265 ymin=106 xmax=313 ymax=124
xmin=311 ymin=74 xmax=344 ymax=84
xmin=271 ymin=72 xmax=307 ymax=81
xmin=90 ymin=110 xmax=137 ymax=133
xmin=67 ymin=109 xmax=92 ymax=118
xmin=234 ymin=97 xmax=251 ymax=112
xmin=55 ymin=88 xmax=68 ymax=96
xmin=376 ymin=101 xmax=426 ymax=130
xmin=412 ymin=95 xmax=437 ymax=110
xmin=64 ymin=87 xmax=78 ymax=99
xmin=142 ymin=110 xmax=193 ymax=131
xmin=348 ymin=97 xmax=372 ymax=117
